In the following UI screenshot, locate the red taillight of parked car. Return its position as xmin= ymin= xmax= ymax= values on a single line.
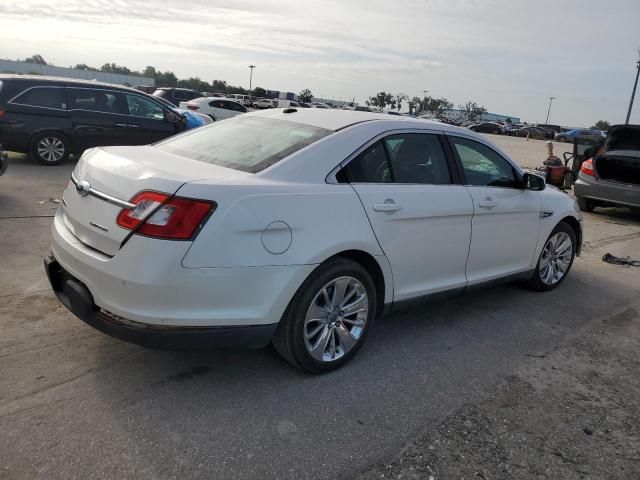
xmin=117 ymin=191 xmax=216 ymax=240
xmin=186 ymin=105 xmax=199 ymax=111
xmin=0 ymin=110 xmax=5 ymax=118
xmin=580 ymin=158 xmax=595 ymax=177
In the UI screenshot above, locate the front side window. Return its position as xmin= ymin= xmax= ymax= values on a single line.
xmin=155 ymin=116 xmax=331 ymax=173
xmin=67 ymin=88 xmax=127 ymax=114
xmin=451 ymin=136 xmax=518 ymax=188
xmin=125 ymin=94 xmax=165 ymax=120
xmin=12 ymin=87 xmax=66 ymax=109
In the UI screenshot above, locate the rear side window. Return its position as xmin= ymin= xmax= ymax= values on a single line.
xmin=341 ymin=141 xmax=391 ymax=183
xmin=341 ymin=133 xmax=451 ymax=184
xmin=67 ymin=88 xmax=128 ymax=115
xmin=155 ymin=116 xmax=331 ymax=173
xmin=11 ymin=87 xmax=66 ymax=110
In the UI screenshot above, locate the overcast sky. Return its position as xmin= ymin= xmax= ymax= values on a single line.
xmin=1 ymin=0 xmax=639 ymax=126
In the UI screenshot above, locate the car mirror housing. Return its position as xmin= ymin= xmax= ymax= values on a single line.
xmin=523 ymin=172 xmax=546 ymax=191
xmin=165 ymin=111 xmax=183 ymax=124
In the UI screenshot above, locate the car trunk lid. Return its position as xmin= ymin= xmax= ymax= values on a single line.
xmin=61 ymin=145 xmax=251 ymax=256
xmin=595 ymin=124 xmax=640 ymax=186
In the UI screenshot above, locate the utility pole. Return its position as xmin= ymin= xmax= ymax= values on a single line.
xmin=625 ymin=51 xmax=640 ymax=124
xmin=545 ymin=96 xmax=555 ymax=124
xmin=248 ymin=65 xmax=256 ymax=100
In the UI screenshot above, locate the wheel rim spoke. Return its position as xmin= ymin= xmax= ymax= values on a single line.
xmin=539 ymin=232 xmax=573 ymax=285
xmin=304 ymin=276 xmax=368 ymax=363
xmin=331 ymin=278 xmax=350 ymax=307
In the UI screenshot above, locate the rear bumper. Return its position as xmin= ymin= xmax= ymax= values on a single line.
xmin=44 ymin=255 xmax=277 ymax=349
xmin=574 ymin=175 xmax=640 ymax=208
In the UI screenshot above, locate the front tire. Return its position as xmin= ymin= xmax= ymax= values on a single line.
xmin=527 ymin=222 xmax=576 ymax=291
xmin=273 ymin=258 xmax=377 ymax=373
xmin=30 ymin=132 xmax=69 ymax=165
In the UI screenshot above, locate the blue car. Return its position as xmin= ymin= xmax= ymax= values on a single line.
xmin=555 ymin=128 xmax=604 ymax=143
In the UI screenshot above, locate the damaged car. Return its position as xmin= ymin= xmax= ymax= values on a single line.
xmin=574 ymin=124 xmax=640 ymax=212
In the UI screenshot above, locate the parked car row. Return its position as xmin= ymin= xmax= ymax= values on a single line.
xmin=0 ymin=75 xmax=211 ymax=165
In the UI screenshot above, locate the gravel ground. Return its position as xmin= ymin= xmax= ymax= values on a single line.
xmin=355 ymin=304 xmax=640 ymax=480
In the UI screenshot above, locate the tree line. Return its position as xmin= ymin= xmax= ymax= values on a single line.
xmin=15 ymin=55 xmax=615 ymax=127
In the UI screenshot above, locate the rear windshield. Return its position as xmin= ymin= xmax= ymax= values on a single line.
xmin=155 ymin=116 xmax=332 ymax=173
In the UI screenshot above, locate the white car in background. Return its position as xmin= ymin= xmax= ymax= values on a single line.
xmin=46 ymin=109 xmax=582 ymax=373
xmin=226 ymin=93 xmax=252 ymax=106
xmin=253 ymin=98 xmax=278 ymax=109
xmin=179 ymin=97 xmax=247 ymax=121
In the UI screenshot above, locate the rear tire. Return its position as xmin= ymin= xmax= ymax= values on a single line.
xmin=30 ymin=132 xmax=70 ymax=166
xmin=273 ymin=258 xmax=377 ymax=373
xmin=576 ymin=196 xmax=594 ymax=212
xmin=527 ymin=222 xmax=576 ymax=292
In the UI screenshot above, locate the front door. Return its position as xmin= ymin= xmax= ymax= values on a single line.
xmin=66 ymin=88 xmax=130 ymax=150
xmin=447 ymin=134 xmax=542 ymax=284
xmin=344 ymin=132 xmax=474 ymax=301
xmin=123 ymin=93 xmax=179 ymax=144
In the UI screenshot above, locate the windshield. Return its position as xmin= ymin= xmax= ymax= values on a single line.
xmin=155 ymin=115 xmax=332 ymax=173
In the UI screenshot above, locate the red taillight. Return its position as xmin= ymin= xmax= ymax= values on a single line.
xmin=0 ymin=110 xmax=6 ymax=118
xmin=580 ymin=158 xmax=595 ymax=177
xmin=186 ymin=105 xmax=199 ymax=111
xmin=117 ymin=191 xmax=215 ymax=240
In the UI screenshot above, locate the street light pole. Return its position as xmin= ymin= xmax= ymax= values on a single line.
xmin=625 ymin=53 xmax=640 ymax=124
xmin=422 ymin=90 xmax=428 ymax=115
xmin=545 ymin=96 xmax=555 ymax=124
xmin=248 ymin=65 xmax=256 ymax=100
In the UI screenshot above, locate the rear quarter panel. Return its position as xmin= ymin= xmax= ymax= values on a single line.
xmin=179 ymin=182 xmax=385 ymax=269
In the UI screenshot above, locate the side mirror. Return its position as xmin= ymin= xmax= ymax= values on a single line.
xmin=523 ymin=172 xmax=546 ymax=191
xmin=165 ymin=111 xmax=183 ymax=124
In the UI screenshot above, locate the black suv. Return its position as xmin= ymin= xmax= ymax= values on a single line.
xmin=151 ymin=87 xmax=203 ymax=106
xmin=0 ymin=75 xmax=188 ymax=165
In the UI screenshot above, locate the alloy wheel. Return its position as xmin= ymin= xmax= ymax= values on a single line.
xmin=37 ymin=137 xmax=66 ymax=163
xmin=303 ymin=276 xmax=368 ymax=362
xmin=539 ymin=232 xmax=573 ymax=285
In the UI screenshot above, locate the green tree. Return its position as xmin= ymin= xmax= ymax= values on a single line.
xmin=298 ymin=89 xmax=313 ymax=102
xmin=74 ymin=63 xmax=97 ymax=71
xmin=459 ymin=101 xmax=487 ymax=122
xmin=253 ymin=87 xmax=266 ymax=98
xmin=368 ymin=91 xmax=394 ymax=110
xmin=177 ymin=77 xmax=211 ymax=92
xmin=100 ymin=63 xmax=132 ymax=75
xmin=591 ymin=120 xmax=610 ymax=131
xmin=24 ymin=54 xmax=47 ymax=65
xmin=143 ymin=66 xmax=157 ymax=78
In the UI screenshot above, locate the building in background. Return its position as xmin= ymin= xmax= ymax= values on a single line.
xmin=0 ymin=59 xmax=154 ymax=87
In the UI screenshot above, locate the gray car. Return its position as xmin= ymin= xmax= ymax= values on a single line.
xmin=574 ymin=124 xmax=640 ymax=212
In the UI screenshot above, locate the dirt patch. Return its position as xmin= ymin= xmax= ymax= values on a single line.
xmin=354 ymin=307 xmax=640 ymax=479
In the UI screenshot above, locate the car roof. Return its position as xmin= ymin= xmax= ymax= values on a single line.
xmin=0 ymin=74 xmax=142 ymax=93
xmin=247 ymin=107 xmax=464 ymax=132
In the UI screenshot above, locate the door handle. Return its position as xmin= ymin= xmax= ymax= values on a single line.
xmin=115 ymin=123 xmax=128 ymax=127
xmin=127 ymin=124 xmax=140 ymax=128
xmin=478 ymin=197 xmax=498 ymax=209
xmin=373 ymin=201 xmax=402 ymax=212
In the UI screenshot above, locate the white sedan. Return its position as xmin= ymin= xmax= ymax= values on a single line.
xmin=46 ymin=109 xmax=582 ymax=373
xmin=179 ymin=97 xmax=247 ymax=121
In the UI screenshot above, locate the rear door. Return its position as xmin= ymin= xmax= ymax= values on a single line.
xmin=67 ymin=88 xmax=130 ymax=149
xmin=447 ymin=134 xmax=541 ymax=284
xmin=344 ymin=131 xmax=473 ymax=300
xmin=123 ymin=92 xmax=179 ymax=144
